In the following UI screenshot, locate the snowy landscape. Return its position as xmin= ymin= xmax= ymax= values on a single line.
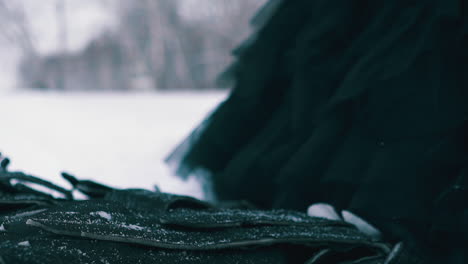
xmin=0 ymin=91 xmax=227 ymax=199
xmin=0 ymin=1 xmax=255 ymax=199
xmin=0 ymin=1 xmax=256 ymax=199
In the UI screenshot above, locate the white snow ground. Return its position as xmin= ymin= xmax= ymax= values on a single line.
xmin=0 ymin=91 xmax=227 ymax=199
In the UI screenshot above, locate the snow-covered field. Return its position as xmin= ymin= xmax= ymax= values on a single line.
xmin=0 ymin=91 xmax=227 ymax=199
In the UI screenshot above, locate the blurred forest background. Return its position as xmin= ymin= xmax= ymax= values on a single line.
xmin=0 ymin=0 xmax=265 ymax=91
xmin=0 ymin=0 xmax=267 ymax=196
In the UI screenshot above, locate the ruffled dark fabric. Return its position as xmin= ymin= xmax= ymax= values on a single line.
xmin=167 ymin=0 xmax=468 ymax=262
xmin=1 ymin=170 xmax=400 ymax=264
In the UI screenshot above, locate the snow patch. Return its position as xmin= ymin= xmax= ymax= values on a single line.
xmin=18 ymin=241 xmax=31 ymax=247
xmin=120 ymin=223 xmax=145 ymax=231
xmin=0 ymin=92 xmax=227 ymax=199
xmin=0 ymin=224 xmax=5 ymax=231
xmin=307 ymin=203 xmax=341 ymax=220
xmin=342 ymin=210 xmax=381 ymax=239
xmin=93 ymin=211 xmax=112 ymax=221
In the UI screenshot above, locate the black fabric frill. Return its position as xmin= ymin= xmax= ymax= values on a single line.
xmin=166 ymin=1 xmax=468 ymax=262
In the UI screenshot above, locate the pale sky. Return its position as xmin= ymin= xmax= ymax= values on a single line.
xmin=0 ymin=0 xmax=117 ymax=90
xmin=22 ymin=0 xmax=116 ymax=54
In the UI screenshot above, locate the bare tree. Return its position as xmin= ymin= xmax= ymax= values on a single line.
xmin=115 ymin=0 xmax=264 ymax=90
xmin=116 ymin=0 xmax=192 ymax=89
xmin=0 ymin=0 xmax=42 ymax=89
xmin=54 ymin=0 xmax=69 ymax=90
xmin=0 ymin=0 xmax=37 ymax=56
xmin=15 ymin=0 xmax=266 ymax=91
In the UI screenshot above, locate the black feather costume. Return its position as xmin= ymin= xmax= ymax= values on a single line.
xmin=167 ymin=0 xmax=468 ymax=262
